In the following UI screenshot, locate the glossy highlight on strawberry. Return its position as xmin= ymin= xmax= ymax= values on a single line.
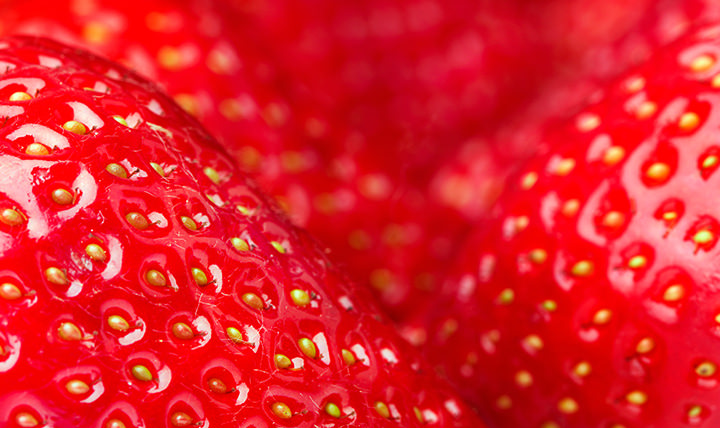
xmin=412 ymin=23 xmax=720 ymax=428
xmin=0 ymin=36 xmax=483 ymax=428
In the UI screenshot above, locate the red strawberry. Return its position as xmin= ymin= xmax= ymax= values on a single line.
xmin=0 ymin=36 xmax=484 ymax=428
xmin=409 ymin=22 xmax=720 ymax=427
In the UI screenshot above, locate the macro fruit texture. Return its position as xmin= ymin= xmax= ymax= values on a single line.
xmin=0 ymin=36 xmax=485 ymax=428
xmin=409 ymin=23 xmax=720 ymax=428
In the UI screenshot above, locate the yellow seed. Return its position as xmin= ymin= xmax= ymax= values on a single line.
xmin=679 ymin=112 xmax=701 ymax=131
xmin=713 ymin=74 xmax=720 ymax=88
xmin=203 ymin=167 xmax=221 ymax=184
xmin=58 ymin=322 xmax=82 ymax=341
xmin=325 ymin=402 xmax=342 ymax=418
xmin=9 ymin=91 xmax=32 ymax=101
xmin=497 ymin=288 xmax=514 ymax=305
xmin=271 ymin=402 xmax=292 ymax=419
xmin=107 ymin=315 xmax=130 ymax=332
xmin=191 ymin=267 xmax=208 ymax=286
xmin=413 ymin=406 xmax=424 ymax=423
xmin=85 ymin=243 xmax=107 ymax=262
xmin=602 ymin=211 xmax=625 ymax=229
xmin=0 ymin=282 xmax=22 ymax=300
xmin=105 ymin=163 xmax=128 ymax=179
xmin=541 ymin=423 xmax=561 ymax=428
xmin=231 ymin=237 xmax=249 ymax=251
xmin=691 ymin=54 xmax=715 ymax=72
xmin=171 ymin=322 xmax=194 ymax=340
xmin=542 ymin=300 xmax=558 ymax=312
xmin=65 ymin=379 xmax=90 ymax=395
xmin=15 ymin=412 xmax=40 ymax=428
xmin=635 ymin=101 xmax=657 ymax=119
xmin=688 ymin=405 xmax=703 ymax=418
xmin=105 ymin=418 xmax=127 ymax=428
xmin=150 ymin=162 xmax=165 ymax=177
xmin=703 ymin=155 xmax=719 ymax=170
xmin=63 ymin=120 xmax=87 ymax=135
xmin=236 ymin=204 xmax=252 ymax=216
xmin=636 ymin=337 xmax=655 ymax=354
xmin=521 ymin=172 xmax=538 ymax=190
xmin=663 ymin=284 xmax=685 ymax=302
xmin=125 ymin=212 xmax=150 ymax=230
xmin=577 ymin=113 xmax=600 ymax=132
xmin=45 ymin=267 xmax=68 ymax=286
xmin=170 ymin=412 xmax=193 ymax=427
xmin=374 ymin=401 xmax=390 ymax=419
xmin=561 ymin=199 xmax=580 ymax=217
xmin=554 ymin=158 xmax=576 ymax=176
xmin=274 ymin=354 xmax=292 ymax=369
xmin=593 ymin=309 xmax=613 ymax=325
xmin=628 ymin=255 xmax=647 ymax=269
xmin=145 ymin=269 xmax=167 ymax=287
xmin=496 ymin=395 xmax=512 ymax=410
xmin=558 ymin=397 xmax=579 ymax=414
xmin=625 ymin=76 xmax=645 ymax=93
xmin=271 ymin=241 xmax=286 ymax=253
xmin=112 ymin=115 xmax=128 ymax=127
xmin=290 ymin=289 xmax=310 ymax=306
xmin=298 ymin=337 xmax=317 ymax=359
xmin=603 ymin=145 xmax=626 ymax=165
xmin=646 ymin=162 xmax=671 ymax=182
xmin=226 ymin=326 xmax=244 ymax=344
xmin=571 ymin=260 xmax=594 ymax=277
xmin=523 ymin=334 xmax=543 ymax=351
xmin=515 ymin=370 xmax=533 ymax=387
xmin=131 ymin=364 xmax=153 ymax=382
xmin=694 ymin=230 xmax=714 ymax=245
xmin=573 ymin=361 xmax=592 ymax=378
xmin=696 ymin=361 xmax=717 ymax=377
xmin=207 ymin=377 xmax=228 ymax=394
xmin=663 ymin=211 xmax=678 ymax=222
xmin=51 ymin=188 xmax=74 ymax=205
xmin=180 ymin=216 xmax=198 ymax=231
xmin=514 ymin=216 xmax=529 ymax=231
xmin=0 ymin=208 xmax=24 ymax=227
xmin=342 ymin=348 xmax=356 ymax=365
xmin=626 ymin=390 xmax=648 ymax=406
xmin=25 ymin=142 xmax=50 ymax=156
xmin=241 ymin=292 xmax=264 ymax=310
xmin=528 ymin=249 xmax=547 ymax=264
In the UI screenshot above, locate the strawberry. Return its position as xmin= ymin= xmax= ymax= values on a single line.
xmin=0 ymin=35 xmax=485 ymax=428
xmin=408 ymin=23 xmax=720 ymax=427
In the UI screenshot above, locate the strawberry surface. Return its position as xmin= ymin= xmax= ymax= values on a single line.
xmin=410 ymin=23 xmax=720 ymax=427
xmin=0 ymin=36 xmax=484 ymax=428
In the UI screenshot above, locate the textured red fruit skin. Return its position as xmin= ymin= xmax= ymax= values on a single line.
xmin=411 ymin=23 xmax=720 ymax=428
xmin=0 ymin=36 xmax=484 ymax=428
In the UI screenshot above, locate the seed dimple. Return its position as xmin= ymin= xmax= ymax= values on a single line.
xmin=65 ymin=379 xmax=91 ymax=396
xmin=58 ymin=321 xmax=82 ymax=341
xmin=180 ymin=216 xmax=198 ymax=231
xmin=106 ymin=163 xmax=128 ymax=179
xmin=0 ymin=282 xmax=22 ymax=300
xmin=125 ymin=212 xmax=150 ymax=230
xmin=271 ymin=402 xmax=292 ymax=419
xmin=241 ymin=292 xmax=265 ymax=310
xmin=290 ymin=289 xmax=310 ymax=306
xmin=145 ymin=269 xmax=167 ymax=287
xmin=374 ymin=401 xmax=390 ymax=419
xmin=171 ymin=322 xmax=194 ymax=340
xmin=45 ymin=267 xmax=69 ymax=286
xmin=85 ymin=243 xmax=107 ymax=262
xmin=108 ymin=315 xmax=130 ymax=332
xmin=63 ymin=120 xmax=88 ymax=135
xmin=298 ymin=337 xmax=317 ymax=359
xmin=51 ymin=188 xmax=74 ymax=205
xmin=130 ymin=364 xmax=153 ymax=382
xmin=9 ymin=91 xmax=32 ymax=101
xmin=0 ymin=208 xmax=24 ymax=227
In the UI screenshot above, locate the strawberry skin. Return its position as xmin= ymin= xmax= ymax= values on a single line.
xmin=0 ymin=36 xmax=484 ymax=428
xmin=411 ymin=23 xmax=720 ymax=427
